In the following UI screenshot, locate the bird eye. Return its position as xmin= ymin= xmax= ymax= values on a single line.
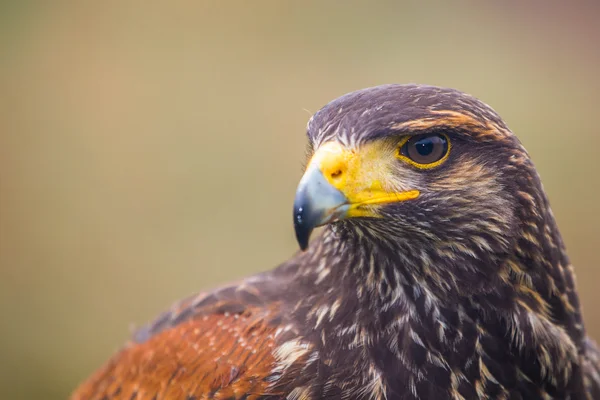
xmin=398 ymin=133 xmax=450 ymax=167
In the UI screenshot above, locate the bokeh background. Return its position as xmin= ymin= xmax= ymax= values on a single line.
xmin=1 ymin=1 xmax=599 ymax=399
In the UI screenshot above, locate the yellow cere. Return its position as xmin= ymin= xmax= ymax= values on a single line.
xmin=395 ymin=134 xmax=452 ymax=169
xmin=308 ymin=141 xmax=420 ymax=217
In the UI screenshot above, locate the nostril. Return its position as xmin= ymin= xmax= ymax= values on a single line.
xmin=330 ymin=169 xmax=343 ymax=179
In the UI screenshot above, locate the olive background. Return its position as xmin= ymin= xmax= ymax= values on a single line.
xmin=1 ymin=2 xmax=599 ymax=399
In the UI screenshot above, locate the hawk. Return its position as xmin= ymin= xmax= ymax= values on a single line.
xmin=72 ymin=84 xmax=600 ymax=399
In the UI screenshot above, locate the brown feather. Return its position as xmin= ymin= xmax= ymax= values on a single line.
xmin=72 ymin=310 xmax=281 ymax=399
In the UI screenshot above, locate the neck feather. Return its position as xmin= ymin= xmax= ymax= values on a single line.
xmin=284 ymin=211 xmax=585 ymax=372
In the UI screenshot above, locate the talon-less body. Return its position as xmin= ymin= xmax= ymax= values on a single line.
xmin=73 ymin=85 xmax=600 ymax=400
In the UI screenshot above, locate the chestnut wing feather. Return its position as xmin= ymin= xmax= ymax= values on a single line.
xmin=71 ymin=287 xmax=286 ymax=400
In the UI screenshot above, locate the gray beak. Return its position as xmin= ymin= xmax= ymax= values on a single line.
xmin=293 ymin=166 xmax=349 ymax=250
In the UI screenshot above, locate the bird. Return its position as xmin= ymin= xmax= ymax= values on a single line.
xmin=71 ymin=84 xmax=600 ymax=400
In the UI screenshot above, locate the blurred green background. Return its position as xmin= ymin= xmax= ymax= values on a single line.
xmin=1 ymin=2 xmax=599 ymax=399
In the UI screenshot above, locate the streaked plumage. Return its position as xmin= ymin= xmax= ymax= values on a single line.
xmin=72 ymin=84 xmax=600 ymax=399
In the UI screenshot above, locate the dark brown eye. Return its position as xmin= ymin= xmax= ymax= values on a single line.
xmin=400 ymin=134 xmax=449 ymax=166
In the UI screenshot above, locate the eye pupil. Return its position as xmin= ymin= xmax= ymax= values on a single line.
xmin=415 ymin=139 xmax=434 ymax=156
xmin=400 ymin=134 xmax=449 ymax=166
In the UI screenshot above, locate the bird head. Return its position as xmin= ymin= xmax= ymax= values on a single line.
xmin=294 ymin=84 xmax=548 ymax=294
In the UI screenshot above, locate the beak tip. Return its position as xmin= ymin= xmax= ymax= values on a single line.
xmin=297 ymin=236 xmax=310 ymax=251
xmin=294 ymin=207 xmax=312 ymax=251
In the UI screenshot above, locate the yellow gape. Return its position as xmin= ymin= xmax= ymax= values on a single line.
xmin=307 ymin=141 xmax=420 ymax=218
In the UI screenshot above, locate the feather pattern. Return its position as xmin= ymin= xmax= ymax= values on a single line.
xmin=72 ymin=84 xmax=600 ymax=400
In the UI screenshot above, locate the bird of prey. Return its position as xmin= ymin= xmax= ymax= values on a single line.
xmin=72 ymin=84 xmax=600 ymax=400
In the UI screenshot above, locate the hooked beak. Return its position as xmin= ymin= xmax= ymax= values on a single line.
xmin=293 ymin=142 xmax=420 ymax=250
xmin=293 ymin=166 xmax=349 ymax=250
